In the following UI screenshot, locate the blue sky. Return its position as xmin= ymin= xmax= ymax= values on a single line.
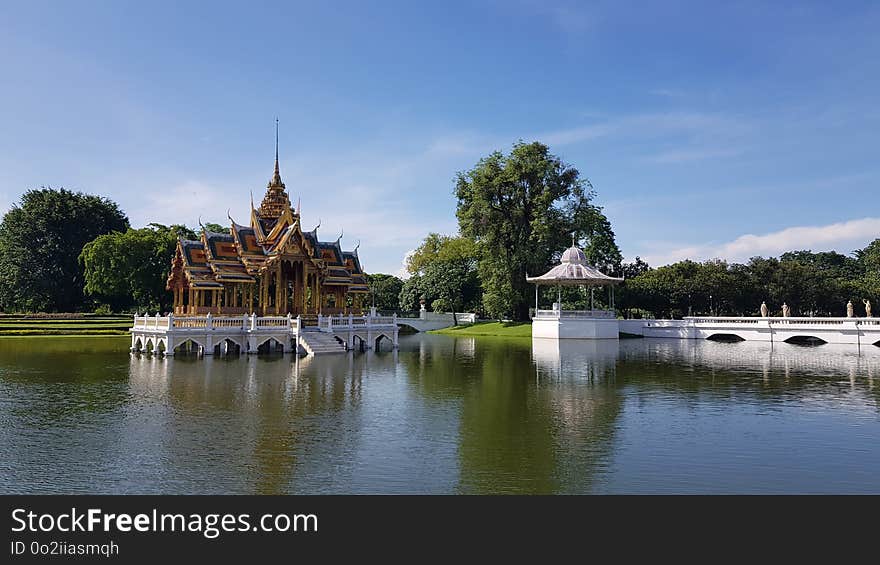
xmin=1 ymin=1 xmax=878 ymax=275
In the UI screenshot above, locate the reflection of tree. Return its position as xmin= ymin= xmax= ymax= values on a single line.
xmin=456 ymin=339 xmax=560 ymax=493
xmin=457 ymin=338 xmax=626 ymax=494
xmin=396 ymin=335 xmax=627 ymax=493
xmin=0 ymin=337 xmax=130 ymax=424
xmin=398 ymin=335 xmax=479 ymax=399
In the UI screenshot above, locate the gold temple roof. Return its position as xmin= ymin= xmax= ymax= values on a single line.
xmin=166 ymin=137 xmax=367 ymax=293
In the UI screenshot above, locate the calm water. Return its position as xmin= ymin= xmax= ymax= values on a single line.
xmin=1 ymin=334 xmax=878 ymax=494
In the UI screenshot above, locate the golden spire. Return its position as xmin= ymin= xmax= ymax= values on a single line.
xmin=258 ymin=118 xmax=292 ymax=219
xmin=270 ymin=117 xmax=284 ymax=188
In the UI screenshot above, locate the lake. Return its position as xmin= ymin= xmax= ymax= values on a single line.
xmin=1 ymin=334 xmax=878 ymax=494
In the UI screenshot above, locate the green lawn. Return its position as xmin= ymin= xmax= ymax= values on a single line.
xmin=0 ymin=329 xmax=130 ymax=336
xmin=430 ymin=321 xmax=532 ymax=337
xmin=0 ymin=316 xmax=132 ymax=335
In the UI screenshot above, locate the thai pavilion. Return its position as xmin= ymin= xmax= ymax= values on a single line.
xmin=165 ymin=136 xmax=369 ymax=318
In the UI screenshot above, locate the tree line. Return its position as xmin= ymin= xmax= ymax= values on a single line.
xmin=614 ymin=248 xmax=880 ymax=319
xmin=0 ymin=187 xmax=223 ymax=314
xmin=365 ymin=141 xmax=878 ymax=321
xmin=3 ymin=143 xmax=878 ymax=319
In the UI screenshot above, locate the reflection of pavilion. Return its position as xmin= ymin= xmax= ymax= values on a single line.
xmin=531 ymin=338 xmax=619 ymax=381
xmin=528 ymin=243 xmax=623 ymax=339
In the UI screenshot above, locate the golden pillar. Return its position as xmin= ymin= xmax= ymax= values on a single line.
xmin=275 ymin=263 xmax=282 ymax=315
xmin=299 ymin=263 xmax=307 ymax=315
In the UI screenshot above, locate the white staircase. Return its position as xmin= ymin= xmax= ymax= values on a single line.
xmin=298 ymin=330 xmax=347 ymax=355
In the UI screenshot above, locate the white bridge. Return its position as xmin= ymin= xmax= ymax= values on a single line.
xmin=130 ymin=313 xmax=399 ymax=356
xmin=619 ymin=316 xmax=880 ymax=346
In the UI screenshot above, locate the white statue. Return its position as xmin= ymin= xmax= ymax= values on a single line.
xmin=760 ymin=301 xmax=768 ymax=317
xmin=865 ymin=299 xmax=872 ymax=318
xmin=782 ymin=302 xmax=790 ymax=317
xmin=846 ymin=300 xmax=854 ymax=318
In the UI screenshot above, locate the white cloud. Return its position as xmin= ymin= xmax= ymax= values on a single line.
xmin=395 ymin=250 xmax=415 ymax=280
xmin=641 ymin=217 xmax=880 ymax=266
xmin=535 ymin=111 xmax=750 ymax=148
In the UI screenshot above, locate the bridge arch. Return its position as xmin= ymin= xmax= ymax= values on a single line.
xmin=133 ymin=337 xmax=144 ymax=353
xmin=214 ymin=337 xmax=244 ymax=356
xmin=784 ymin=335 xmax=827 ymax=346
xmin=173 ymin=338 xmax=206 ymax=355
xmin=706 ymin=333 xmax=746 ymax=342
xmin=351 ymin=334 xmax=366 ymax=351
xmin=255 ymin=337 xmax=284 ymax=354
xmin=374 ymin=332 xmax=393 ymax=352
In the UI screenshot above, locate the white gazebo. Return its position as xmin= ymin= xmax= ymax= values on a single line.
xmin=527 ymin=244 xmax=623 ymax=339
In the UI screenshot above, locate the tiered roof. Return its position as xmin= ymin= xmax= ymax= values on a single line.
xmin=166 ymin=136 xmax=367 ymax=293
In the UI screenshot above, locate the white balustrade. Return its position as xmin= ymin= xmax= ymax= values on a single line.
xmin=687 ymin=316 xmax=875 ymax=326
xmin=534 ymin=309 xmax=616 ymax=319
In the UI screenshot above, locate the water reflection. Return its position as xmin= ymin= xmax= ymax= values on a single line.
xmin=0 ymin=335 xmax=878 ymax=494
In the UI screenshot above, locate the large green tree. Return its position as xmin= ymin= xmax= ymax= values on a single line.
xmin=0 ymin=188 xmax=129 ymax=312
xmin=406 ymin=233 xmax=482 ymax=320
xmin=366 ymin=273 xmax=404 ymax=311
xmin=80 ymin=224 xmax=195 ymax=313
xmin=398 ymin=274 xmax=426 ymax=312
xmin=455 ymin=141 xmax=621 ymax=320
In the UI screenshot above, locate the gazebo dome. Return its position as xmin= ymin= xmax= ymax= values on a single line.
xmin=526 ymin=244 xmax=623 ymax=287
xmin=561 ymin=245 xmax=587 ymax=264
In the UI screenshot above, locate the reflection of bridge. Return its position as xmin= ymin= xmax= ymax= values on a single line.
xmin=130 ymin=313 xmax=399 ymax=356
xmin=619 ymin=316 xmax=880 ymax=346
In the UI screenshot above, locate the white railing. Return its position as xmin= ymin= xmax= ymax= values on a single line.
xmin=133 ymin=313 xmax=395 ymax=334
xmin=317 ymin=313 xmax=399 ymax=331
xmin=173 ymin=317 xmax=209 ymax=328
xmin=534 ymin=309 xmax=616 ymax=319
xmin=686 ymin=316 xmax=875 ymax=326
xmin=132 ymin=315 xmax=171 ymax=330
xmin=254 ymin=316 xmax=289 ymax=328
xmin=212 ymin=316 xmax=247 ymax=328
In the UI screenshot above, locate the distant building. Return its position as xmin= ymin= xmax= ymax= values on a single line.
xmin=166 ymin=132 xmax=368 ymax=317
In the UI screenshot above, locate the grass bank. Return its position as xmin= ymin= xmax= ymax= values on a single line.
xmin=0 ymin=315 xmax=131 ymax=336
xmin=430 ymin=321 xmax=532 ymax=337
